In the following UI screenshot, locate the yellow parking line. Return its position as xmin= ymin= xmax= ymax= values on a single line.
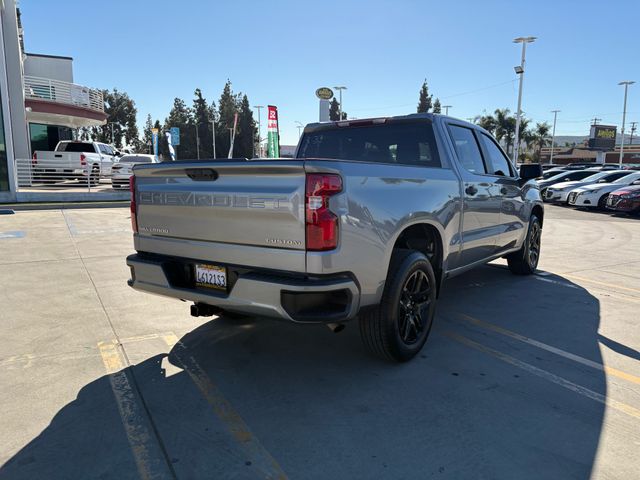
xmin=98 ymin=341 xmax=173 ymax=480
xmin=442 ymin=331 xmax=640 ymax=420
xmin=564 ymin=273 xmax=640 ymax=295
xmin=454 ymin=313 xmax=640 ymax=386
xmin=167 ymin=338 xmax=287 ymax=480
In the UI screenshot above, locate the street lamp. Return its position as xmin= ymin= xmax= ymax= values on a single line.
xmin=618 ymin=81 xmax=635 ymax=167
xmin=211 ymin=119 xmax=216 ymax=159
xmin=334 ymin=86 xmax=347 ymax=120
xmin=254 ymin=105 xmax=264 ymax=157
xmin=194 ymin=121 xmax=200 ymax=160
xmin=295 ymin=121 xmax=304 ymax=139
xmin=442 ymin=105 xmax=452 ymax=115
xmin=549 ymin=110 xmax=560 ymax=164
xmin=513 ymin=36 xmax=536 ymax=163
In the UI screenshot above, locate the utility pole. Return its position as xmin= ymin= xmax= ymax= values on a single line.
xmin=211 ymin=119 xmax=216 ymax=159
xmin=618 ymin=81 xmax=635 ymax=167
xmin=591 ymin=117 xmax=601 ymax=125
xmin=295 ymin=121 xmax=304 ymax=139
xmin=630 ymin=121 xmax=637 ymax=145
xmin=549 ymin=110 xmax=560 ymax=164
xmin=334 ymin=86 xmax=347 ymax=120
xmin=512 ymin=36 xmax=536 ymax=163
xmin=254 ymin=105 xmax=264 ymax=157
xmin=442 ymin=105 xmax=452 ymax=115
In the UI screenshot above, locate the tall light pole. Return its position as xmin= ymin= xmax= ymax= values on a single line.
xmin=549 ymin=110 xmax=560 ymax=164
xmin=618 ymin=81 xmax=635 ymax=167
xmin=254 ymin=105 xmax=264 ymax=157
xmin=512 ymin=36 xmax=536 ymax=163
xmin=442 ymin=105 xmax=452 ymax=115
xmin=334 ymin=86 xmax=347 ymax=120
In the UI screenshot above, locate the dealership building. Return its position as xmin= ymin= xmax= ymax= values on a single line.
xmin=0 ymin=0 xmax=107 ymax=202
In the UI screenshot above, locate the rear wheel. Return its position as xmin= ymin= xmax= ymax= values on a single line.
xmin=597 ymin=194 xmax=609 ymax=210
xmin=359 ymin=250 xmax=437 ymax=362
xmin=507 ymin=214 xmax=542 ymax=275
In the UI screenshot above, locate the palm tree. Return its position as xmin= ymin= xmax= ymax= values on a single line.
xmin=494 ymin=108 xmax=516 ymax=156
xmin=530 ymin=122 xmax=551 ymax=161
xmin=474 ymin=114 xmax=497 ymax=134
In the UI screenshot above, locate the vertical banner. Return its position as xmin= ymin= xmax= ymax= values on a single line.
xmin=165 ymin=132 xmax=175 ymax=161
xmin=151 ymin=128 xmax=159 ymax=161
xmin=267 ymin=105 xmax=280 ymax=158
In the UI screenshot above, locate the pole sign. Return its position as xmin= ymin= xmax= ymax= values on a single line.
xmin=267 ymin=105 xmax=280 ymax=158
xmin=315 ymin=87 xmax=334 ymax=100
xmin=588 ymin=125 xmax=616 ymax=151
xmin=169 ymin=127 xmax=180 ymax=146
xmin=151 ymin=128 xmax=159 ymax=160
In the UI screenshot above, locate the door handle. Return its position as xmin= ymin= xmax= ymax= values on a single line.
xmin=465 ymin=185 xmax=478 ymax=196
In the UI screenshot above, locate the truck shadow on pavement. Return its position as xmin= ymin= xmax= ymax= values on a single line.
xmin=0 ymin=266 xmax=607 ymax=479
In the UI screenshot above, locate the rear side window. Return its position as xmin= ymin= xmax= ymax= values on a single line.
xmin=479 ymin=133 xmax=514 ymax=177
xmin=448 ymin=125 xmax=487 ymax=174
xmin=297 ymin=121 xmax=441 ymax=168
xmin=57 ymin=142 xmax=95 ymax=153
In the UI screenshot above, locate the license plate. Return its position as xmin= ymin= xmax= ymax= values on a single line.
xmin=195 ymin=263 xmax=227 ymax=290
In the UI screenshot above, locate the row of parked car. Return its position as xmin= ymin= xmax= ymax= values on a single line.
xmin=535 ymin=163 xmax=640 ymax=214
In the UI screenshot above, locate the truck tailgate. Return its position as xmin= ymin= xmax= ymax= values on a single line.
xmin=133 ymin=160 xmax=306 ymax=269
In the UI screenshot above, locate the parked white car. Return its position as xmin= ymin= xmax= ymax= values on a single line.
xmin=544 ymin=170 xmax=632 ymax=203
xmin=111 ymin=154 xmax=158 ymax=188
xmin=567 ymin=172 xmax=640 ymax=208
xmin=33 ymin=141 xmax=120 ymax=185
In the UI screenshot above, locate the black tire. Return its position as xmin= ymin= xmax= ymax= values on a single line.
xmin=507 ymin=214 xmax=542 ymax=275
xmin=359 ymin=250 xmax=437 ymax=362
xmin=597 ymin=194 xmax=609 ymax=210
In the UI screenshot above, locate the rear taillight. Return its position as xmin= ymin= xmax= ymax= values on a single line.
xmin=130 ymin=175 xmax=138 ymax=233
xmin=80 ymin=154 xmax=87 ymax=167
xmin=305 ymin=173 xmax=342 ymax=251
xmin=31 ymin=152 xmax=37 ymax=166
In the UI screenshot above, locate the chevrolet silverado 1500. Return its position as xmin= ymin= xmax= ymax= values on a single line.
xmin=126 ymin=114 xmax=544 ymax=361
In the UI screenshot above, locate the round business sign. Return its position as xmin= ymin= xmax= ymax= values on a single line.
xmin=315 ymin=87 xmax=334 ymax=100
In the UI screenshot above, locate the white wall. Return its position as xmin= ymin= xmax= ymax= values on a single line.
xmin=24 ymin=54 xmax=73 ymax=83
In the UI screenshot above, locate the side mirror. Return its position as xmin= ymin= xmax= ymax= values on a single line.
xmin=519 ymin=163 xmax=543 ymax=182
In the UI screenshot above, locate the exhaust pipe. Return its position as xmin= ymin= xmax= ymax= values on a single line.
xmin=326 ymin=323 xmax=345 ymax=333
xmin=190 ymin=303 xmax=222 ymax=317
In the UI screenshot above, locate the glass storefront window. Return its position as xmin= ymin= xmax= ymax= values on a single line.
xmin=29 ymin=123 xmax=74 ymax=153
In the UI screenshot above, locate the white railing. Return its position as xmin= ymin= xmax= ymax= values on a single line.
xmin=23 ymin=75 xmax=104 ymax=112
xmin=15 ymin=158 xmax=127 ymax=194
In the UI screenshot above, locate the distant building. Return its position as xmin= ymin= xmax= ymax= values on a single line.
xmin=539 ymin=144 xmax=640 ymax=165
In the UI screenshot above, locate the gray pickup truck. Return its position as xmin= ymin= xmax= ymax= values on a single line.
xmin=126 ymin=114 xmax=543 ymax=362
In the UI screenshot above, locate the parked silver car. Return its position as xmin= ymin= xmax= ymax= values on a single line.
xmin=112 ymin=154 xmax=158 ymax=189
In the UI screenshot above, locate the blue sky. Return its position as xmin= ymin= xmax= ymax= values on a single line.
xmin=20 ymin=0 xmax=640 ymax=146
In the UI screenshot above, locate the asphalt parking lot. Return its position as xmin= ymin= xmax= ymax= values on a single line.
xmin=0 ymin=205 xmax=639 ymax=479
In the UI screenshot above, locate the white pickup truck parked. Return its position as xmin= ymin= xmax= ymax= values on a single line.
xmin=32 ymin=141 xmax=120 ymax=185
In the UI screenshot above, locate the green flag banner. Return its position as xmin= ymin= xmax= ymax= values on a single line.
xmin=267 ymin=105 xmax=280 ymax=158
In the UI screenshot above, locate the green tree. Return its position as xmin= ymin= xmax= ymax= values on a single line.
xmin=432 ymin=98 xmax=442 ymax=114
xmin=94 ymin=89 xmax=139 ymax=149
xmin=193 ymin=88 xmax=213 ymax=158
xmin=216 ymin=81 xmax=240 ymax=158
xmin=142 ymin=114 xmax=153 ymax=153
xmin=529 ymin=122 xmax=551 ymax=161
xmin=236 ymin=94 xmax=256 ymax=158
xmin=164 ymin=97 xmax=195 ymax=158
xmin=493 ymin=108 xmax=516 ymax=156
xmin=417 ymin=79 xmax=433 ymax=113
xmin=474 ymin=114 xmax=497 ymax=134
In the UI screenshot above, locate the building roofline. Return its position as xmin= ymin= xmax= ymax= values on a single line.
xmin=25 ymin=52 xmax=73 ymax=61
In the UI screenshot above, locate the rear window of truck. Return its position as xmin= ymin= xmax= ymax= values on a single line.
xmin=57 ymin=142 xmax=96 ymax=153
xmin=297 ymin=121 xmax=441 ymax=168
